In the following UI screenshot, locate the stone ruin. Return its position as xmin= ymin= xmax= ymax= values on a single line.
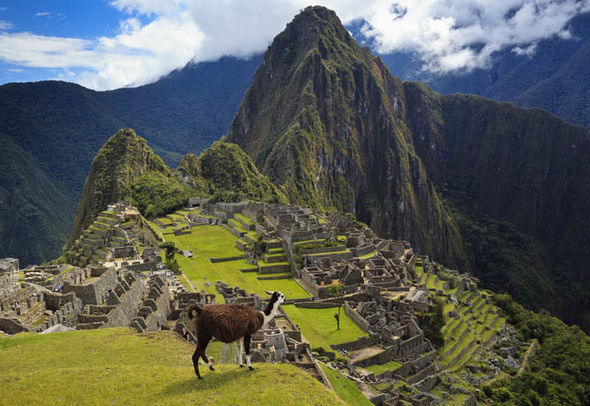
xmin=0 ymin=257 xmax=19 ymax=274
xmin=205 ymin=201 xmax=487 ymax=404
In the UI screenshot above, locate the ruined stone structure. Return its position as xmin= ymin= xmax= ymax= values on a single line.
xmin=206 ymin=201 xmax=487 ymax=404
xmin=0 ymin=258 xmax=19 ymax=274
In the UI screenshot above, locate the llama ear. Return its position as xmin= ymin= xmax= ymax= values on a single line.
xmin=265 ymin=290 xmax=272 ymax=296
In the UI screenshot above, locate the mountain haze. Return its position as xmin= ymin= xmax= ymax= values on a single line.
xmin=227 ymin=6 xmax=590 ymax=330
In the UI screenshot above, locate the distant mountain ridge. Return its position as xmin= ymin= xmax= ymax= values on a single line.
xmin=0 ymin=56 xmax=260 ymax=265
xmin=380 ymin=12 xmax=590 ymax=130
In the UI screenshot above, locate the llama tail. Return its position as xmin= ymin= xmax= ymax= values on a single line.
xmin=186 ymin=304 xmax=202 ymax=320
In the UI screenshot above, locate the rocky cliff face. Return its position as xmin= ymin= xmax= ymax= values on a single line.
xmin=404 ymin=82 xmax=590 ymax=325
xmin=227 ymin=6 xmax=590 ymax=330
xmin=227 ymin=6 xmax=465 ymax=264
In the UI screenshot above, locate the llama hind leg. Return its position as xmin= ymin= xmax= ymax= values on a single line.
xmin=193 ymin=337 xmax=212 ymax=379
xmin=192 ymin=347 xmax=203 ymax=379
xmin=244 ymin=335 xmax=254 ymax=371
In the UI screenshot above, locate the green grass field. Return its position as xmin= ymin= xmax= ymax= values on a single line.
xmin=159 ymin=225 xmax=308 ymax=300
xmin=362 ymin=360 xmax=402 ymax=375
xmin=0 ymin=328 xmax=343 ymax=406
xmin=283 ymin=305 xmax=367 ymax=351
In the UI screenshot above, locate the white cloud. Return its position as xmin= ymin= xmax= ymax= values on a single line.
xmin=355 ymin=0 xmax=590 ymax=73
xmin=512 ymin=43 xmax=538 ymax=57
xmin=35 ymin=12 xmax=52 ymax=17
xmin=0 ymin=20 xmax=12 ymax=30
xmin=0 ymin=0 xmax=589 ymax=89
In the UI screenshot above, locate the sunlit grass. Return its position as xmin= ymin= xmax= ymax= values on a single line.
xmin=0 ymin=328 xmax=343 ymax=405
xmin=283 ymin=305 xmax=367 ymax=351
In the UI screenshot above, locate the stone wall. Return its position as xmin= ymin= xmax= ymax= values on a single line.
xmin=0 ymin=273 xmax=18 ymax=303
xmin=131 ymin=275 xmax=170 ymax=332
xmin=389 ymin=351 xmax=437 ymax=378
xmin=0 ymin=318 xmax=27 ymax=334
xmin=125 ymin=261 xmax=157 ymax=272
xmin=330 ymin=336 xmax=378 ymax=352
xmin=63 ymin=268 xmax=118 ymax=305
xmin=295 ymin=301 xmax=339 ymax=309
xmin=37 ymin=297 xmax=83 ymax=331
xmin=0 ymin=258 xmax=19 ymax=274
xmin=344 ymin=302 xmax=370 ymax=332
xmin=0 ymin=286 xmax=39 ymax=315
xmin=353 ymin=344 xmax=400 ymax=368
xmin=103 ymin=274 xmax=145 ymax=328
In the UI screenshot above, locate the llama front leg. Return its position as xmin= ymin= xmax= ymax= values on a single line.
xmin=202 ymin=349 xmax=214 ymax=371
xmin=244 ymin=335 xmax=254 ymax=371
xmin=237 ymin=337 xmax=244 ymax=367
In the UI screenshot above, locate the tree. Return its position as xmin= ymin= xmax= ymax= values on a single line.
xmin=416 ymin=298 xmax=445 ymax=348
xmin=160 ymin=241 xmax=178 ymax=262
xmin=327 ymin=284 xmax=345 ymax=330
xmin=160 ymin=241 xmax=180 ymax=273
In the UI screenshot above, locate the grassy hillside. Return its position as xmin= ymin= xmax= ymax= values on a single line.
xmin=0 ymin=328 xmax=343 ymax=406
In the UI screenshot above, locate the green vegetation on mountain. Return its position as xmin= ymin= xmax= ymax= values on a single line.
xmin=0 ymin=138 xmax=74 ymax=265
xmin=69 ymin=132 xmax=289 ymax=250
xmin=0 ymin=56 xmax=260 ymax=265
xmin=178 ymin=141 xmax=287 ymax=204
xmin=405 ymin=82 xmax=590 ymax=329
xmin=69 ymin=128 xmax=192 ymax=245
xmin=0 ymin=328 xmax=343 ymax=406
xmin=226 ymin=6 xmax=590 ymax=332
xmin=489 ymin=295 xmax=590 ymax=405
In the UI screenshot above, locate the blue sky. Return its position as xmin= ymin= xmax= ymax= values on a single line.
xmin=0 ymin=1 xmax=124 ymax=84
xmin=1 ymin=0 xmax=588 ymax=90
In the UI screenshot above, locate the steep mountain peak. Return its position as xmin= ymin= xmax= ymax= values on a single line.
xmin=261 ymin=5 xmax=370 ymax=82
xmin=280 ymin=6 xmax=352 ymax=46
xmin=227 ymin=7 xmax=462 ymax=264
xmin=67 ymin=128 xmax=177 ymax=245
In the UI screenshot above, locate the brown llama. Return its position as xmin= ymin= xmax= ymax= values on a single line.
xmin=186 ymin=290 xmax=285 ymax=379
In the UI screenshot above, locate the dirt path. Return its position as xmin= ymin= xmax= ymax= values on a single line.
xmin=182 ymin=273 xmax=197 ymax=292
xmin=517 ymin=339 xmax=538 ymax=376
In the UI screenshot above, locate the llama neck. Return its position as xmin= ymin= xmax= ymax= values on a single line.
xmin=262 ymin=300 xmax=280 ymax=326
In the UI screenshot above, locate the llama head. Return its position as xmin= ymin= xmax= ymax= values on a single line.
xmin=265 ymin=290 xmax=286 ymax=306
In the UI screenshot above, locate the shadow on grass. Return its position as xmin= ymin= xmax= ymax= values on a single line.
xmin=160 ymin=367 xmax=256 ymax=396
